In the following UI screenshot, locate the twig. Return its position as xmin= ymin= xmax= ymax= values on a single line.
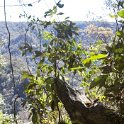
xmin=0 ymin=0 xmax=40 ymax=7
xmin=3 ymin=0 xmax=18 ymax=123
xmin=24 ymin=29 xmax=32 ymax=74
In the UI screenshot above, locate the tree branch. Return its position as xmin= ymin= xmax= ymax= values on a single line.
xmin=54 ymin=78 xmax=124 ymax=124
xmin=4 ymin=0 xmax=18 ymax=123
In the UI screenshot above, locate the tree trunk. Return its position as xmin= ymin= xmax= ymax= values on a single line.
xmin=54 ymin=78 xmax=124 ymax=124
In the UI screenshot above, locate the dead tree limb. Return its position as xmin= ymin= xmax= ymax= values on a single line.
xmin=54 ymin=78 xmax=124 ymax=124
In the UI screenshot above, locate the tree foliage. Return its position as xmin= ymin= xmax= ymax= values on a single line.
xmin=4 ymin=0 xmax=124 ymax=123
xmin=21 ymin=1 xmax=124 ymax=124
xmin=89 ymin=0 xmax=124 ymax=115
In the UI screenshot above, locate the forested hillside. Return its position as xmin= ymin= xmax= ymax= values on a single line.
xmin=0 ymin=21 xmax=115 ymax=123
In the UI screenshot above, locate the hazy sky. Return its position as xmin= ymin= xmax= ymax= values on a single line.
xmin=0 ymin=0 xmax=113 ymax=22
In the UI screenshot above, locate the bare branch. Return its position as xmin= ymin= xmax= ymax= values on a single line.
xmin=3 ymin=0 xmax=18 ymax=123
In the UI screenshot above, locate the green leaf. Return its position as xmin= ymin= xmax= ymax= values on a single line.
xmin=83 ymin=58 xmax=91 ymax=68
xmin=32 ymin=109 xmax=38 ymax=124
xmin=65 ymin=17 xmax=70 ymax=20
xmin=22 ymin=71 xmax=33 ymax=79
xmin=71 ymin=67 xmax=84 ymax=71
xmin=28 ymin=83 xmax=37 ymax=90
xmin=45 ymin=77 xmax=54 ymax=92
xmin=83 ymin=54 xmax=107 ymax=66
xmin=90 ymin=54 xmax=107 ymax=60
xmin=53 ymin=6 xmax=57 ymax=14
xmin=57 ymin=12 xmax=64 ymax=15
xmin=35 ymin=51 xmax=42 ymax=57
xmin=43 ymin=43 xmax=47 ymax=47
xmin=99 ymin=75 xmax=108 ymax=89
xmin=44 ymin=6 xmax=57 ymax=17
xmin=28 ymin=15 xmax=31 ymax=19
xmin=117 ymin=9 xmax=124 ymax=18
xmin=116 ymin=31 xmax=124 ymax=37
xmin=56 ymin=1 xmax=64 ymax=8
xmin=28 ymin=4 xmax=32 ymax=6
xmin=43 ymin=31 xmax=53 ymax=40
xmin=83 ymin=58 xmax=91 ymax=65
xmin=90 ymin=75 xmax=108 ymax=89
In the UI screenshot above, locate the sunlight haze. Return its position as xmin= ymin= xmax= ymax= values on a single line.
xmin=0 ymin=0 xmax=113 ymax=22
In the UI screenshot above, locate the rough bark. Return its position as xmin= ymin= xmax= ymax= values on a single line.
xmin=54 ymin=78 xmax=124 ymax=124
